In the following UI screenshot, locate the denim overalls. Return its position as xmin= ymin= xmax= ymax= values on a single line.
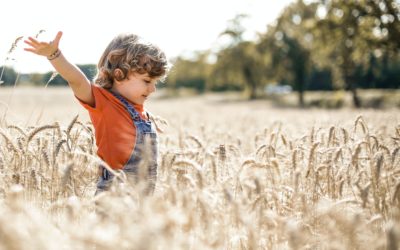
xmin=96 ymin=91 xmax=158 ymax=194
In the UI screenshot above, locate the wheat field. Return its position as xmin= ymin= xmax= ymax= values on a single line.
xmin=0 ymin=87 xmax=399 ymax=249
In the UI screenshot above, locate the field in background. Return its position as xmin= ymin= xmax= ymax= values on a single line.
xmin=0 ymin=87 xmax=399 ymax=249
xmin=0 ymin=87 xmax=89 ymax=125
xmin=1 ymin=87 xmax=400 ymax=126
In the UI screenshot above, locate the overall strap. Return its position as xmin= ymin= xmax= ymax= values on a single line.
xmin=110 ymin=91 xmax=142 ymax=122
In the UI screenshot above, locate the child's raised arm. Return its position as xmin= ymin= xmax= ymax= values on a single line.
xmin=24 ymin=31 xmax=94 ymax=106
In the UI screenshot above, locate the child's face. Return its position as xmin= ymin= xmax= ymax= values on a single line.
xmin=113 ymin=72 xmax=158 ymax=105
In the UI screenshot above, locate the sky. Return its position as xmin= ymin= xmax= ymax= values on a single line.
xmin=1 ymin=0 xmax=294 ymax=73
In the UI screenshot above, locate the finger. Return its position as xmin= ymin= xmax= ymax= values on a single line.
xmin=53 ymin=31 xmax=63 ymax=47
xmin=24 ymin=48 xmax=35 ymax=52
xmin=24 ymin=40 xmax=37 ymax=48
xmin=26 ymin=37 xmax=40 ymax=45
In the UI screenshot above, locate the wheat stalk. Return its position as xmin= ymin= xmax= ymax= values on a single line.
xmin=26 ymin=125 xmax=57 ymax=145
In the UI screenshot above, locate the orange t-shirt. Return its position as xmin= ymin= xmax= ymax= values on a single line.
xmin=77 ymin=84 xmax=148 ymax=170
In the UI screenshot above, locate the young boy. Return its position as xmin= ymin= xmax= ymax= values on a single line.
xmin=24 ymin=31 xmax=169 ymax=194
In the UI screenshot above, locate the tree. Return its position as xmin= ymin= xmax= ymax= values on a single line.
xmin=42 ymin=64 xmax=97 ymax=86
xmin=0 ymin=66 xmax=18 ymax=86
xmin=258 ymin=0 xmax=318 ymax=106
xmin=165 ymin=51 xmax=212 ymax=92
xmin=211 ymin=14 xmax=265 ymax=99
xmin=363 ymin=0 xmax=400 ymax=52
xmin=314 ymin=0 xmax=400 ymax=107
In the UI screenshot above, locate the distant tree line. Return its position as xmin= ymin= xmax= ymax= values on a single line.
xmin=0 ymin=64 xmax=96 ymax=86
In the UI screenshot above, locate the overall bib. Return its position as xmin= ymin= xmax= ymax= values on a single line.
xmin=96 ymin=92 xmax=158 ymax=194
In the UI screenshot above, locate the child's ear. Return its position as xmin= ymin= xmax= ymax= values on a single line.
xmin=113 ymin=68 xmax=125 ymax=81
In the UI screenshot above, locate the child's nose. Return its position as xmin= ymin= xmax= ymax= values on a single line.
xmin=148 ymin=83 xmax=156 ymax=93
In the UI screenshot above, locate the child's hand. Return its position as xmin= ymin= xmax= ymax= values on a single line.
xmin=24 ymin=31 xmax=63 ymax=57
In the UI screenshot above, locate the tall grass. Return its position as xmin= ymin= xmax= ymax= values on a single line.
xmin=0 ymin=104 xmax=399 ymax=249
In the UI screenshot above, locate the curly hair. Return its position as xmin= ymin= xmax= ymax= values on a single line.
xmin=95 ymin=34 xmax=170 ymax=89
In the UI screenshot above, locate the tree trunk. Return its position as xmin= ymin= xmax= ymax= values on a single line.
xmin=350 ymin=86 xmax=361 ymax=108
xmin=346 ymin=74 xmax=361 ymax=108
xmin=342 ymin=47 xmax=361 ymax=108
xmin=243 ymin=65 xmax=257 ymax=100
xmin=295 ymin=66 xmax=306 ymax=107
xmin=249 ymin=86 xmax=257 ymax=100
xmin=298 ymin=90 xmax=305 ymax=107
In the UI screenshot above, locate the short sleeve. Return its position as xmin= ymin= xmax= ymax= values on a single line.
xmin=75 ymin=84 xmax=102 ymax=112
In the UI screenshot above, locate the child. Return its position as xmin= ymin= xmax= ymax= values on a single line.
xmin=24 ymin=31 xmax=170 ymax=194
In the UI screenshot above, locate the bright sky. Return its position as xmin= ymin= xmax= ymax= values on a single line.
xmin=1 ymin=0 xmax=293 ymax=73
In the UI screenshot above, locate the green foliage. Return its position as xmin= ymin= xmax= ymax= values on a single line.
xmin=42 ymin=72 xmax=67 ymax=86
xmin=0 ymin=66 xmax=18 ymax=86
xmin=311 ymin=0 xmax=400 ymax=106
xmin=28 ymin=64 xmax=97 ymax=86
xmin=258 ymin=1 xmax=319 ymax=105
xmin=29 ymin=73 xmax=45 ymax=86
xmin=78 ymin=64 xmax=97 ymax=82
xmin=208 ymin=47 xmax=246 ymax=92
xmin=174 ymin=78 xmax=206 ymax=92
xmin=210 ymin=14 xmax=265 ymax=99
xmin=212 ymin=0 xmax=399 ymax=106
xmin=165 ymin=52 xmax=212 ymax=93
xmin=307 ymin=67 xmax=333 ymax=91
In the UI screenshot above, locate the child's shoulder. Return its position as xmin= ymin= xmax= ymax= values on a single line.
xmin=85 ymin=83 xmax=120 ymax=109
xmin=91 ymin=84 xmax=112 ymax=97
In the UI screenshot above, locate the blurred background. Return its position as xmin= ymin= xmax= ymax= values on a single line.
xmin=1 ymin=0 xmax=399 ymax=109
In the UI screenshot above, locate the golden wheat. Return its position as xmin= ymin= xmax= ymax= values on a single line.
xmin=0 ymin=90 xmax=399 ymax=249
